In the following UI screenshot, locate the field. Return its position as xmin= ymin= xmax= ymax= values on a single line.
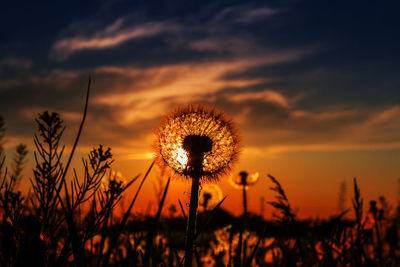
xmin=0 ymin=104 xmax=399 ymax=267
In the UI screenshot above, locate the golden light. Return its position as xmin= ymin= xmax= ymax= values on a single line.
xmin=174 ymin=147 xmax=189 ymax=168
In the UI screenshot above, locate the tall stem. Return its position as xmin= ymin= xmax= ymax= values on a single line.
xmin=242 ymin=185 xmax=248 ymax=264
xmin=184 ymin=173 xmax=200 ymax=267
xmin=242 ymin=185 xmax=248 ymax=226
xmin=182 ymin=134 xmax=211 ymax=267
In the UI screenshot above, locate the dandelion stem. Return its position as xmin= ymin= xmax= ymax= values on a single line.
xmin=242 ymin=184 xmax=248 ymax=264
xmin=182 ymin=134 xmax=212 ymax=266
xmin=242 ymin=185 xmax=248 ymax=221
xmin=241 ymin=172 xmax=248 ymax=265
xmin=184 ymin=173 xmax=200 ymax=267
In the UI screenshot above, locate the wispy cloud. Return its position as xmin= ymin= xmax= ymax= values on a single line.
xmin=188 ymin=37 xmax=257 ymax=54
xmin=245 ymin=142 xmax=400 ymax=157
xmin=360 ymin=106 xmax=400 ymax=128
xmin=0 ymin=58 xmax=34 ymax=89
xmin=92 ymin=50 xmax=308 ymax=122
xmin=226 ymin=90 xmax=291 ymax=107
xmin=0 ymin=57 xmax=33 ymax=70
xmin=213 ymin=6 xmax=282 ymax=24
xmin=2 ymin=65 xmax=400 ymax=160
xmin=51 ymin=20 xmax=173 ymax=60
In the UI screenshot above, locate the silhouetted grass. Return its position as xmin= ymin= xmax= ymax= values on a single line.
xmin=0 ymin=81 xmax=399 ymax=266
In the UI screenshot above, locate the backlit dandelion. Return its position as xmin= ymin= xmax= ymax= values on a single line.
xmin=199 ymin=184 xmax=223 ymax=211
xmin=155 ymin=105 xmax=240 ymax=267
xmin=229 ymin=171 xmax=259 ymax=190
xmin=155 ymin=105 xmax=240 ymax=181
xmin=229 ymin=171 xmax=258 ymax=261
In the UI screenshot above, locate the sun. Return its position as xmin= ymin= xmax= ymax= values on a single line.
xmin=174 ymin=147 xmax=188 ymax=168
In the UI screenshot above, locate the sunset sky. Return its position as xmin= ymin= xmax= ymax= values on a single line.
xmin=1 ymin=0 xmax=399 ymax=218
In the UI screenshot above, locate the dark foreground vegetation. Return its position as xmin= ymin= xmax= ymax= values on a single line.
xmin=0 ymin=105 xmax=399 ymax=266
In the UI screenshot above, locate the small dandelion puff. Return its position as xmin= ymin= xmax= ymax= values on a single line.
xmin=199 ymin=184 xmax=223 ymax=210
xmin=229 ymin=171 xmax=259 ymax=190
xmin=154 ymin=105 xmax=240 ymax=181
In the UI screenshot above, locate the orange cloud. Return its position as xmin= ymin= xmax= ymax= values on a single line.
xmin=92 ymin=51 xmax=308 ymax=124
xmin=227 ymin=90 xmax=291 ymax=107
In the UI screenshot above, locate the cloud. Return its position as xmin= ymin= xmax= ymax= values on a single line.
xmin=91 ymin=49 xmax=309 ymax=122
xmin=0 ymin=46 xmax=314 ymax=155
xmin=1 ymin=36 xmax=399 ymax=161
xmin=213 ymin=6 xmax=282 ymax=24
xmin=243 ymin=103 xmax=400 ymax=151
xmin=226 ymin=90 xmax=291 ymax=107
xmin=0 ymin=58 xmax=34 ymax=89
xmin=244 ymin=142 xmax=400 ymax=158
xmin=360 ymin=106 xmax=400 ymax=128
xmin=20 ymin=107 xmax=83 ymax=122
xmin=0 ymin=58 xmax=33 ymax=70
xmin=188 ymin=37 xmax=257 ymax=54
xmin=51 ymin=21 xmax=173 ymax=60
xmin=49 ymin=4 xmax=289 ymax=63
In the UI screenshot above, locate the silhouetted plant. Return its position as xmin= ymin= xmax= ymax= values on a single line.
xmin=0 ymin=183 xmax=25 ymax=228
xmin=2 ymin=84 xmax=400 ymax=267
xmin=267 ymin=174 xmax=310 ymax=266
xmin=0 ymin=124 xmax=26 ymax=222
xmin=0 ymin=118 xmax=29 ymax=267
xmin=230 ymin=171 xmax=259 ymax=265
xmin=0 ymin=116 xmax=5 ymax=145
xmin=15 ymin=214 xmax=46 ymax=267
xmin=155 ymin=105 xmax=240 ymax=267
xmin=30 ymin=111 xmax=66 ymax=235
xmin=0 ymin=115 xmax=6 ymax=178
xmin=10 ymin=144 xmax=28 ymax=188
xmin=267 ymin=174 xmax=296 ymax=223
xmin=352 ymin=177 xmax=364 ymax=265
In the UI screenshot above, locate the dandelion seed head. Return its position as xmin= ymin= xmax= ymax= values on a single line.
xmin=199 ymin=184 xmax=223 ymax=210
xmin=155 ymin=105 xmax=240 ymax=181
xmin=229 ymin=171 xmax=259 ymax=190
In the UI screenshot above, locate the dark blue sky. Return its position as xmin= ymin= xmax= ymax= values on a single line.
xmin=1 ymin=0 xmax=399 ymax=150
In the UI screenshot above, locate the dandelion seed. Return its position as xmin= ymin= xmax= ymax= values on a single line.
xmin=155 ymin=105 xmax=240 ymax=181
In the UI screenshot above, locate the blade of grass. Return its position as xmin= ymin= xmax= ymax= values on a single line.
xmin=101 ymin=161 xmax=154 ymax=265
xmin=144 ymin=176 xmax=171 ymax=266
xmin=244 ymin=227 xmax=266 ymax=267
xmin=56 ymin=76 xmax=91 ymax=267
xmin=165 ymin=226 xmax=183 ymax=267
xmin=178 ymin=199 xmax=187 ymax=220
xmin=194 ymin=196 xmax=226 ymax=240
xmin=235 ymin=229 xmax=243 ymax=267
xmin=352 ymin=177 xmax=368 ymax=265
xmin=55 ymin=76 xmax=91 ymax=205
